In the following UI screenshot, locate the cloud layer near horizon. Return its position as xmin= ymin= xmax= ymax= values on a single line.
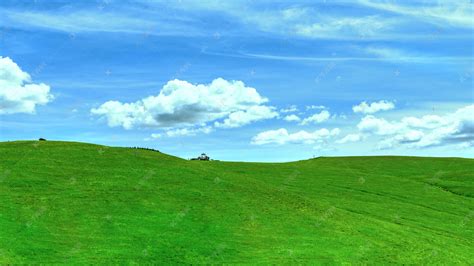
xmin=357 ymin=104 xmax=474 ymax=149
xmin=252 ymin=128 xmax=340 ymax=145
xmin=252 ymin=103 xmax=474 ymax=151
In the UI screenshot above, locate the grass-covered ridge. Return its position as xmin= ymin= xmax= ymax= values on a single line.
xmin=0 ymin=141 xmax=473 ymax=264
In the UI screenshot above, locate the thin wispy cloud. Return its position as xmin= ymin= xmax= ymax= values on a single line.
xmin=1 ymin=9 xmax=203 ymax=36
xmin=293 ymin=15 xmax=395 ymax=39
xmin=2 ymin=1 xmax=471 ymax=40
xmin=357 ymin=0 xmax=473 ymax=28
xmin=205 ymin=50 xmax=472 ymax=63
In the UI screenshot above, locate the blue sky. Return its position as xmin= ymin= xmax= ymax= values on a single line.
xmin=0 ymin=0 xmax=473 ymax=161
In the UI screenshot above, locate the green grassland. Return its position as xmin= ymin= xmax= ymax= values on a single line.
xmin=0 ymin=141 xmax=473 ymax=264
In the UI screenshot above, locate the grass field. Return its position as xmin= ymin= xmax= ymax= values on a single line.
xmin=0 ymin=140 xmax=473 ymax=264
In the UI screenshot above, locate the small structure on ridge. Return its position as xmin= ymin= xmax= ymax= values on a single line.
xmin=191 ymin=153 xmax=210 ymax=161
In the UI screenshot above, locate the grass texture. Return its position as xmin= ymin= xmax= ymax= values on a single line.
xmin=0 ymin=141 xmax=473 ymax=264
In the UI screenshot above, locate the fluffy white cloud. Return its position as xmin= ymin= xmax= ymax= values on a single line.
xmin=283 ymin=114 xmax=301 ymax=122
xmin=353 ymin=100 xmax=395 ymax=114
xmin=393 ymin=130 xmax=424 ymax=143
xmin=357 ymin=115 xmax=401 ymax=135
xmin=214 ymin=105 xmax=278 ymax=128
xmin=91 ymin=78 xmax=275 ymax=130
xmin=400 ymin=115 xmax=446 ymax=129
xmin=336 ymin=134 xmax=362 ymax=144
xmin=165 ymin=126 xmax=213 ymax=137
xmin=300 ymin=110 xmax=330 ymax=125
xmin=251 ymin=127 xmax=340 ymax=145
xmin=357 ymin=104 xmax=474 ymax=149
xmin=306 ymin=105 xmax=326 ymax=110
xmin=0 ymin=56 xmax=53 ymax=114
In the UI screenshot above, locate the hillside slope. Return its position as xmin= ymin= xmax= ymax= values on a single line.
xmin=0 ymin=141 xmax=473 ymax=264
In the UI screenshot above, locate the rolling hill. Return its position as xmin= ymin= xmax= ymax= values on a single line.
xmin=0 ymin=141 xmax=473 ymax=264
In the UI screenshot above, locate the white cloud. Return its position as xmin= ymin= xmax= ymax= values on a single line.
xmin=2 ymin=9 xmax=202 ymax=36
xmin=300 ymin=110 xmax=330 ymax=125
xmin=6 ymin=1 xmax=469 ymax=43
xmin=165 ymin=126 xmax=213 ymax=137
xmin=333 ymin=113 xmax=347 ymax=120
xmin=251 ymin=127 xmax=340 ymax=145
xmin=214 ymin=105 xmax=278 ymax=128
xmin=376 ymin=130 xmax=425 ymax=150
xmin=283 ymin=114 xmax=301 ymax=122
xmin=363 ymin=47 xmax=423 ymax=62
xmin=394 ymin=130 xmax=424 ymax=143
xmin=92 ymin=78 xmax=275 ymax=130
xmin=0 ymin=56 xmax=53 ymax=114
xmin=459 ymin=141 xmax=474 ymax=149
xmin=294 ymin=15 xmax=393 ymax=39
xmin=357 ymin=115 xmax=401 ymax=135
xmin=357 ymin=104 xmax=474 ymax=149
xmin=353 ymin=100 xmax=395 ymax=114
xmin=361 ymin=47 xmax=462 ymax=63
xmin=150 ymin=133 xmax=162 ymax=139
xmin=280 ymin=105 xmax=298 ymax=113
xmin=336 ymin=134 xmax=362 ymax=144
xmin=168 ymin=3 xmax=397 ymax=40
xmin=357 ymin=0 xmax=473 ymax=28
xmin=365 ymin=47 xmax=408 ymax=59
xmin=400 ymin=115 xmax=446 ymax=129
xmin=306 ymin=105 xmax=326 ymax=110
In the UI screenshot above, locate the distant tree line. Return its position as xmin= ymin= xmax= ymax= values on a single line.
xmin=129 ymin=146 xmax=160 ymax=153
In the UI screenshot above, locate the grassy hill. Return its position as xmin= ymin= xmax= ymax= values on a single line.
xmin=0 ymin=141 xmax=473 ymax=264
